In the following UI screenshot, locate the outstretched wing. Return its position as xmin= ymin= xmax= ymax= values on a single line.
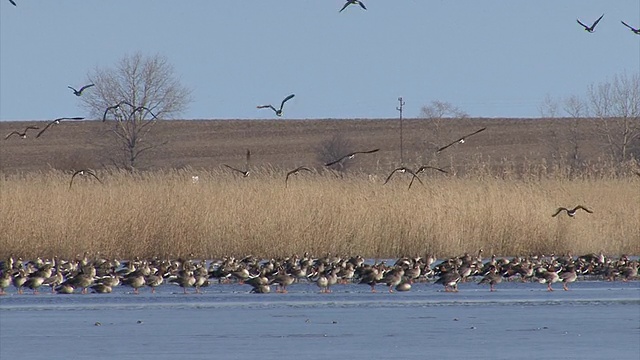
xmin=69 ymin=170 xmax=84 ymax=188
xmin=86 ymin=170 xmax=103 ymax=184
xmin=407 ymin=173 xmax=424 ymax=189
xmin=576 ymin=19 xmax=589 ymax=29
xmin=9 ymin=0 xmax=17 ymax=6
xmin=353 ymin=148 xmax=380 ymax=155
xmin=67 ymin=86 xmax=78 ymax=93
xmin=325 ymin=155 xmax=348 ymax=167
xmin=591 ymin=14 xmax=604 ymax=29
xmin=223 ymin=164 xmax=245 ymax=175
xmin=279 ymin=94 xmax=295 ymax=110
xmin=257 ymin=104 xmax=277 ymax=113
xmin=25 ymin=126 xmax=40 ymax=131
xmin=621 ymin=20 xmax=633 ymax=30
xmin=551 ymin=207 xmax=567 ymax=217
xmin=437 ymin=128 xmax=486 ymax=153
xmin=79 ymin=83 xmax=95 ymax=92
xmin=383 ymin=168 xmax=403 ymax=185
xmin=36 ymin=120 xmax=57 ymax=138
xmin=416 ymin=165 xmax=448 ymax=174
xmin=339 ymin=1 xmax=350 ymax=12
xmin=5 ymin=131 xmax=20 ymax=140
xmin=575 ymin=205 xmax=593 ymax=214
xmin=359 ymin=1 xmax=366 ymax=10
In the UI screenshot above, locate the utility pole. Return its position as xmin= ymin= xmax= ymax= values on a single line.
xmin=396 ymin=97 xmax=405 ymax=165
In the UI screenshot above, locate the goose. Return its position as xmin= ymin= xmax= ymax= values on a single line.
xmin=102 ymin=100 xmax=134 ymax=121
xmin=69 ymin=169 xmax=103 ymax=188
xmin=269 ymin=271 xmax=295 ymax=293
xmin=68 ymin=83 xmax=95 ymax=96
xmin=478 ymin=266 xmax=502 ymax=292
xmin=145 ymin=273 xmax=164 ymax=294
xmin=316 ymin=274 xmax=330 ymax=293
xmin=621 ymin=21 xmax=640 ymax=34
xmin=122 ymin=274 xmax=146 ymax=294
xmin=434 ymin=269 xmax=461 ymax=292
xmin=12 ymin=269 xmax=28 ymax=294
xmin=407 ymin=166 xmax=448 ymax=188
xmin=559 ymin=265 xmax=577 ymax=291
xmin=325 ymin=148 xmax=380 ymax=167
xmin=551 ymin=205 xmax=593 ymax=218
xmin=383 ymin=167 xmax=423 ymax=188
xmin=536 ymin=266 xmax=560 ymax=291
xmin=285 ymin=166 xmax=313 ymax=187
xmin=90 ymin=283 xmax=112 ymax=294
xmin=436 ymin=127 xmax=486 ymax=153
xmin=169 ymin=270 xmax=196 ymax=294
xmin=223 ymin=164 xmax=249 ymax=177
xmin=339 ymin=0 xmax=366 ymax=12
xmin=577 ymin=14 xmax=604 ymax=33
xmin=379 ymin=268 xmax=404 ymax=293
xmin=0 ymin=272 xmax=11 ymax=295
xmin=5 ymin=126 xmax=39 ymax=140
xmin=35 ymin=117 xmax=85 ymax=138
xmin=257 ymin=94 xmax=295 ymax=117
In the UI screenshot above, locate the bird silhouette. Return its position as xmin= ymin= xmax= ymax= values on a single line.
xmin=324 ymin=149 xmax=380 ymax=167
xmin=223 ymin=164 xmax=249 ymax=177
xmin=339 ymin=0 xmax=366 ymax=12
xmin=577 ymin=14 xmax=604 ymax=33
xmin=5 ymin=126 xmax=39 ymax=139
xmin=551 ymin=205 xmax=593 ymax=218
xmin=257 ymin=94 xmax=295 ymax=117
xmin=9 ymin=0 xmax=16 ymax=6
xmin=621 ymin=21 xmax=640 ymax=34
xmin=102 ymin=101 xmax=134 ymax=121
xmin=70 ymin=169 xmax=103 ymax=188
xmin=436 ymin=128 xmax=486 ymax=153
xmin=68 ymin=83 xmax=95 ymax=96
xmin=285 ymin=166 xmax=313 ymax=187
xmin=408 ymin=166 xmax=448 ymax=189
xmin=383 ymin=167 xmax=423 ymax=188
xmin=36 ymin=117 xmax=85 ymax=138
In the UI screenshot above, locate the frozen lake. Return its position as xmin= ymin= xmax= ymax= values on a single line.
xmin=1 ymin=280 xmax=639 ymax=360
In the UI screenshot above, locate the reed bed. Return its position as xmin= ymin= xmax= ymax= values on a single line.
xmin=0 ymin=168 xmax=638 ymax=260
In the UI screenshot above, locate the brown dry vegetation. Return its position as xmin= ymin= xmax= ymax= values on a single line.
xmin=1 ymin=118 xmax=639 ymax=259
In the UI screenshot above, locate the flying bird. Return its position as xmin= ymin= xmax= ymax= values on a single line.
xmin=383 ymin=167 xmax=423 ymax=187
xmin=324 ymin=148 xmax=380 ymax=167
xmin=621 ymin=21 xmax=640 ymax=34
xmin=551 ymin=205 xmax=593 ymax=218
xmin=36 ymin=117 xmax=85 ymax=138
xmin=5 ymin=126 xmax=39 ymax=140
xmin=577 ymin=14 xmax=604 ymax=33
xmin=70 ymin=169 xmax=103 ymax=188
xmin=223 ymin=164 xmax=249 ymax=177
xmin=102 ymin=100 xmax=134 ymax=121
xmin=408 ymin=165 xmax=448 ymax=189
xmin=436 ymin=127 xmax=487 ymax=153
xmin=285 ymin=166 xmax=313 ymax=187
xmin=68 ymin=83 xmax=95 ymax=96
xmin=339 ymin=0 xmax=366 ymax=12
xmin=257 ymin=94 xmax=295 ymax=117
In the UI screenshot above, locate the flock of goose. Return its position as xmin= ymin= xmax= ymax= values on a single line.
xmin=1 ymin=251 xmax=637 ymax=296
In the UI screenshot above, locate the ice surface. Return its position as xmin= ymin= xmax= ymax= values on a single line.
xmin=1 ymin=281 xmax=638 ymax=360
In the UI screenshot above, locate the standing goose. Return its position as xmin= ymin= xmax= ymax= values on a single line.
xmin=5 ymin=126 xmax=39 ymax=140
xmin=36 ymin=117 xmax=85 ymax=138
xmin=69 ymin=169 xmax=103 ymax=188
xmin=478 ymin=266 xmax=502 ymax=292
xmin=559 ymin=265 xmax=578 ymax=291
xmin=551 ymin=205 xmax=593 ymax=218
xmin=68 ymin=83 xmax=95 ymax=96
xmin=257 ymin=94 xmax=295 ymax=117
xmin=577 ymin=14 xmax=604 ymax=33
xmin=325 ymin=148 xmax=380 ymax=167
xmin=436 ymin=127 xmax=486 ymax=153
xmin=621 ymin=21 xmax=640 ymax=34
xmin=285 ymin=166 xmax=313 ymax=187
xmin=339 ymin=0 xmax=366 ymax=12
xmin=408 ymin=165 xmax=448 ymax=189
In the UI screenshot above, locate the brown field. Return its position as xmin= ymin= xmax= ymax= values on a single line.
xmin=1 ymin=117 xmax=639 ymax=259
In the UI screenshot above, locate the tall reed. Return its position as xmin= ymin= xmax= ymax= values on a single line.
xmin=1 ymin=168 xmax=638 ymax=260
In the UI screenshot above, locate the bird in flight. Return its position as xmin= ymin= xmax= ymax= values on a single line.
xmin=68 ymin=83 xmax=95 ymax=96
xmin=408 ymin=165 xmax=448 ymax=189
xmin=70 ymin=169 xmax=103 ymax=188
xmin=383 ymin=167 xmax=422 ymax=186
xmin=339 ymin=0 xmax=366 ymax=13
xmin=577 ymin=14 xmax=604 ymax=33
xmin=102 ymin=101 xmax=134 ymax=121
xmin=285 ymin=166 xmax=313 ymax=187
xmin=325 ymin=148 xmax=380 ymax=167
xmin=5 ymin=126 xmax=39 ymax=140
xmin=36 ymin=117 xmax=85 ymax=138
xmin=436 ymin=127 xmax=487 ymax=153
xmin=621 ymin=21 xmax=640 ymax=34
xmin=223 ymin=150 xmax=251 ymax=178
xmin=551 ymin=205 xmax=593 ymax=218
xmin=257 ymin=94 xmax=295 ymax=117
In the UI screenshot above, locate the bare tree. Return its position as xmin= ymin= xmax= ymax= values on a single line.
xmin=81 ymin=53 xmax=192 ymax=169
xmin=538 ymin=93 xmax=559 ymax=118
xmin=586 ymin=72 xmax=640 ymax=162
xmin=561 ymin=95 xmax=588 ymax=167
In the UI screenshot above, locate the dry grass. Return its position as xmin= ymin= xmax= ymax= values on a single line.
xmin=1 ymin=168 xmax=638 ymax=260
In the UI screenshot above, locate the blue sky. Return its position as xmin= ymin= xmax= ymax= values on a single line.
xmin=1 ymin=1 xmax=638 ymax=121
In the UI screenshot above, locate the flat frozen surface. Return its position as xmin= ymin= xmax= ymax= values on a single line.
xmin=1 ymin=281 xmax=639 ymax=360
